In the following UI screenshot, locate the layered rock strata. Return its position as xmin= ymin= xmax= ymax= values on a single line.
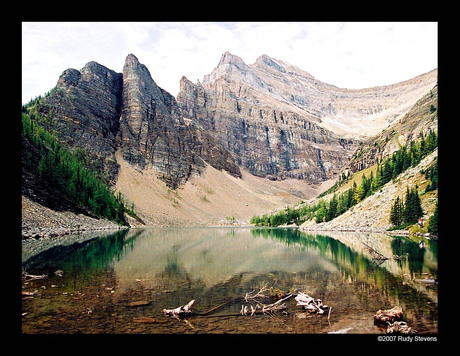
xmin=35 ymin=52 xmax=436 ymax=188
xmin=37 ymin=54 xmax=241 ymax=189
xmin=178 ymin=54 xmax=357 ymax=183
xmin=177 ymin=52 xmax=437 ymax=183
xmin=41 ymin=61 xmax=123 ymax=183
xmin=118 ymin=54 xmax=196 ymax=187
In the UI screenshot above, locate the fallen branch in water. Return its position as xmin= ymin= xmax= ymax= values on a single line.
xmin=198 ymin=300 xmax=230 ymax=316
xmin=295 ymin=292 xmax=328 ymax=314
xmin=386 ymin=321 xmax=416 ymax=334
xmin=161 ymin=285 xmax=330 ymax=320
xmin=22 ymin=290 xmax=40 ymax=298
xmin=241 ymin=294 xmax=293 ymax=315
xmin=163 ymin=300 xmax=195 ymax=318
xmin=22 ymin=271 xmax=47 ymax=281
xmin=261 ymin=294 xmax=292 ymax=313
xmin=244 ymin=282 xmax=271 ymax=302
xmin=240 ymin=291 xmax=330 ymax=317
xmin=362 ymin=242 xmax=389 ymax=261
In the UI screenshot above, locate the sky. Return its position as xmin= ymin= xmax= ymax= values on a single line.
xmin=22 ymin=22 xmax=438 ymax=104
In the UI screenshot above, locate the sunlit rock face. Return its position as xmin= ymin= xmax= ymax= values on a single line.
xmin=178 ymin=52 xmax=437 ymax=183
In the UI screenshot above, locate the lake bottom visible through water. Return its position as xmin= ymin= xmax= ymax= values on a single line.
xmin=21 ymin=227 xmax=438 ymax=334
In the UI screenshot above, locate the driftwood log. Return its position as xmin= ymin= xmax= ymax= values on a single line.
xmin=22 ymin=272 xmax=47 ymax=281
xmin=162 ymin=287 xmax=330 ymax=320
xmin=240 ymin=294 xmax=292 ymax=315
xmin=363 ymin=242 xmax=389 ymax=261
xmin=163 ymin=300 xmax=195 ymax=318
xmin=295 ymin=292 xmax=328 ymax=314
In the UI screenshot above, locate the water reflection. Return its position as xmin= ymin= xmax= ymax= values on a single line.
xmin=23 ymin=230 xmax=130 ymax=274
xmin=22 ymin=228 xmax=437 ymax=334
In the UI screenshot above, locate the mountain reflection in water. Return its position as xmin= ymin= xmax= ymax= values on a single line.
xmin=22 ymin=227 xmax=437 ymax=334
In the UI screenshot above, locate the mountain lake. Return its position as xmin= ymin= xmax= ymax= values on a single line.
xmin=21 ymin=227 xmax=438 ymax=334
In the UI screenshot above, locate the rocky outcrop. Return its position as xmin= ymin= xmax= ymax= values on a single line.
xmin=118 ymin=54 xmax=196 ymax=188
xmin=37 ymin=54 xmax=241 ymax=189
xmin=22 ymin=195 xmax=125 ymax=240
xmin=178 ymin=53 xmax=358 ymax=183
xmin=40 ymin=61 xmax=123 ymax=183
xmin=177 ymin=52 xmax=437 ymax=184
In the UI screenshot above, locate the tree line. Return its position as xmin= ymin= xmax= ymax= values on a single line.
xmin=22 ymin=112 xmax=134 ymax=226
xmin=389 ymin=186 xmax=423 ymax=228
xmin=251 ymin=129 xmax=438 ymax=229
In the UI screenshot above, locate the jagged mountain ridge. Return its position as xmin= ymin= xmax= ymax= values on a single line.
xmin=177 ymin=52 xmax=437 ymax=183
xmin=36 ymin=54 xmax=241 ymax=189
xmin=32 ymin=53 xmax=436 ymax=189
xmin=202 ymin=52 xmax=437 ymax=139
xmin=23 ymin=52 xmax=438 ymax=229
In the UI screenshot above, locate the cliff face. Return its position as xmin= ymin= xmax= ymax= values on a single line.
xmin=178 ymin=53 xmax=357 ymax=183
xmin=36 ymin=52 xmax=436 ymax=189
xmin=177 ymin=52 xmax=437 ymax=183
xmin=118 ymin=54 xmax=195 ymax=187
xmin=42 ymin=61 xmax=123 ymax=183
xmin=38 ymin=54 xmax=241 ymax=189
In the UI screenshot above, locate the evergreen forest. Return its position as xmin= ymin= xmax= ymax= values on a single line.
xmin=21 ymin=111 xmax=134 ymax=226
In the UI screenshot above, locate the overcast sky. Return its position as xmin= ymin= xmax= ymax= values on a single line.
xmin=22 ymin=22 xmax=438 ymax=104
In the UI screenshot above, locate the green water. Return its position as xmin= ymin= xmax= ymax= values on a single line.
xmin=21 ymin=227 xmax=437 ymax=334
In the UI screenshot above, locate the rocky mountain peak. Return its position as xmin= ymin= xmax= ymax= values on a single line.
xmin=57 ymin=68 xmax=81 ymax=87
xmin=203 ymin=52 xmax=254 ymax=86
xmin=41 ymin=60 xmax=123 ymax=184
xmin=124 ymin=53 xmax=146 ymax=71
xmin=179 ymin=51 xmax=438 ymax=183
xmin=255 ymin=54 xmax=286 ymax=73
xmin=123 ymin=53 xmax=155 ymax=84
xmin=218 ymin=51 xmax=247 ymax=69
xmin=125 ymin=53 xmax=139 ymax=63
xmin=179 ymin=75 xmax=197 ymax=92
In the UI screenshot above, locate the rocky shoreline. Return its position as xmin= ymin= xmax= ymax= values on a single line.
xmin=299 ymin=226 xmax=436 ymax=240
xmin=22 ymin=195 xmax=127 ymax=240
xmin=22 ymin=189 xmax=437 ymax=243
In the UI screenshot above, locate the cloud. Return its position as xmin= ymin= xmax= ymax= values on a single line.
xmin=22 ymin=22 xmax=437 ymax=103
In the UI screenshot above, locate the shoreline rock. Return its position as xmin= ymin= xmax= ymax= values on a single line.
xmin=22 ymin=195 xmax=128 ymax=240
xmin=299 ymin=225 xmax=436 ymax=239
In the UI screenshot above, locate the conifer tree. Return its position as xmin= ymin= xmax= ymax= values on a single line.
xmin=403 ymin=186 xmax=423 ymax=224
xmin=326 ymin=194 xmax=338 ymax=221
xmin=390 ymin=196 xmax=404 ymax=226
xmin=382 ymin=160 xmax=393 ymax=184
xmin=371 ymin=165 xmax=382 ymax=192
xmin=353 ymin=184 xmax=364 ymax=204
xmin=428 ymin=202 xmax=438 ymax=235
xmin=316 ymin=206 xmax=327 ymax=223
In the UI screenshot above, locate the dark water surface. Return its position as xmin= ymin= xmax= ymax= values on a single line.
xmin=22 ymin=227 xmax=437 ymax=334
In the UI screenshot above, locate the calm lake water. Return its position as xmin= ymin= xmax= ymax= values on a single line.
xmin=21 ymin=227 xmax=438 ymax=334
